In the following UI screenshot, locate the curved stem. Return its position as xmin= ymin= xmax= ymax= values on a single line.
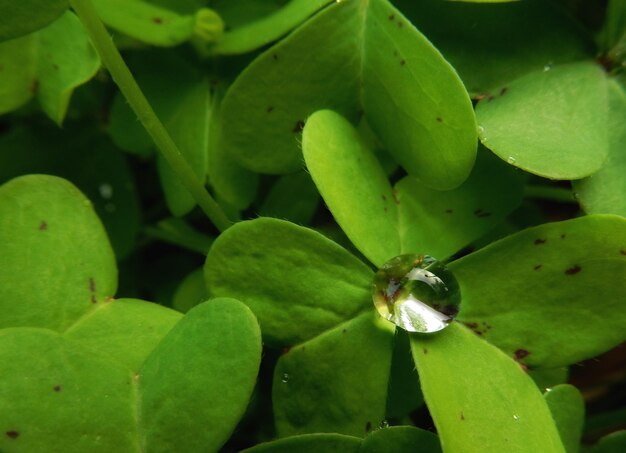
xmin=69 ymin=0 xmax=232 ymax=232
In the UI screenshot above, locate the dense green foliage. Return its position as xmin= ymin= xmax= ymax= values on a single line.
xmin=0 ymin=0 xmax=625 ymax=452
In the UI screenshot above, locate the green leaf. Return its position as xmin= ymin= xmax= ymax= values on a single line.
xmin=64 ymin=298 xmax=182 ymax=372
xmin=220 ymin=0 xmax=476 ymax=189
xmin=258 ymin=171 xmax=320 ymax=225
xmin=476 ymin=62 xmax=609 ymax=180
xmin=0 ymin=11 xmax=100 ymax=123
xmin=172 ymin=269 xmax=207 ymax=313
xmin=360 ymin=426 xmax=442 ymax=453
xmin=0 ymin=0 xmax=67 ymax=41
xmin=93 ymin=0 xmax=223 ymax=47
xmin=395 ymin=145 xmax=524 ymax=260
xmin=108 ymin=51 xmax=209 ymax=216
xmin=452 ymin=215 xmax=626 ymax=368
xmin=589 ymin=431 xmax=626 ymax=453
xmin=573 ymin=79 xmax=626 ymax=217
xmin=411 ymin=322 xmax=565 ymax=453
xmin=0 ymin=124 xmax=141 ymax=259
xmin=598 ymin=0 xmax=626 ymax=63
xmin=394 ymin=0 xmax=594 ymax=94
xmin=0 ymin=175 xmax=117 ymax=331
xmin=144 ymin=217 xmax=214 ymax=255
xmin=0 ymin=328 xmax=137 ymax=453
xmin=273 ymin=312 xmax=394 ymax=437
xmin=212 ymin=0 xmax=332 ymax=55
xmin=303 ymin=110 xmax=522 ymax=265
xmin=545 ymin=385 xmax=585 ymax=453
xmin=138 ymin=298 xmax=262 ymax=453
xmin=204 ymin=218 xmax=372 ymax=346
xmin=303 ymin=109 xmax=400 ymax=267
xmin=243 ymin=434 xmax=361 ymax=453
xmin=529 ymin=367 xmax=569 ymax=392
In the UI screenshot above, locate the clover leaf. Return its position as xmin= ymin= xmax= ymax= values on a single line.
xmin=0 ymin=175 xmax=262 ymax=452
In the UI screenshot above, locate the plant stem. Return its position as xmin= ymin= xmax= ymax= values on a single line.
xmin=69 ymin=0 xmax=232 ymax=232
xmin=524 ymin=185 xmax=577 ymax=204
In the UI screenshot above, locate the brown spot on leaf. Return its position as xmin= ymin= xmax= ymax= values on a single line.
xmin=267 ymin=106 xmax=274 ymax=113
xmin=487 ymin=95 xmax=495 ymax=101
xmin=620 ymin=250 xmax=626 ymax=256
xmin=90 ymin=295 xmax=97 ymax=304
xmin=397 ymin=22 xmax=403 ymax=28
xmin=382 ymin=194 xmax=387 ymax=201
xmin=6 ymin=431 xmax=19 ymax=439
xmin=474 ymin=209 xmax=492 ymax=218
xmin=30 ymin=80 xmax=39 ymax=93
xmin=53 ymin=385 xmax=62 ymax=392
xmin=460 ymin=412 xmax=465 ymax=421
xmin=423 ymin=348 xmax=428 ymax=354
xmin=565 ymin=265 xmax=581 ymax=275
xmin=500 ymin=87 xmax=508 ymax=96
xmin=445 ymin=209 xmax=453 ymax=214
xmin=533 ymin=264 xmax=542 ymax=270
xmin=400 ymin=59 xmax=406 ymax=66
xmin=366 ymin=421 xmax=372 ymax=431
xmin=89 ymin=278 xmax=96 ymax=293
xmin=514 ymin=349 xmax=530 ymax=360
xmin=388 ymin=14 xmax=395 ymax=20
xmin=292 ymin=120 xmax=305 ymax=133
xmin=39 ymin=221 xmax=47 ymax=231
xmin=342 ymin=329 xmax=347 ymax=334
xmin=560 ymin=234 xmax=566 ymax=239
xmin=436 ymin=117 xmax=442 ymax=122
xmin=152 ymin=17 xmax=163 ymax=24
xmin=392 ymin=188 xmax=400 ymax=205
xmin=534 ymin=238 xmax=547 ymax=245
xmin=272 ymin=54 xmax=278 ymax=61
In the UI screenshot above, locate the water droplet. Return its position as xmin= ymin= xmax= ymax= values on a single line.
xmin=372 ymin=254 xmax=461 ymax=333
xmin=98 ymin=183 xmax=113 ymax=199
xmin=477 ymin=125 xmax=485 ymax=135
xmin=507 ymin=156 xmax=517 ymax=164
xmin=281 ymin=373 xmax=290 ymax=383
xmin=379 ymin=420 xmax=389 ymax=429
xmin=513 ymin=414 xmax=520 ymax=421
xmin=543 ymin=63 xmax=553 ymax=72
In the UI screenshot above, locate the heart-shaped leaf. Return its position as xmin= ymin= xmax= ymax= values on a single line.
xmin=394 ymin=0 xmax=593 ymax=94
xmin=303 ymin=110 xmax=522 ymax=266
xmin=0 ymin=175 xmax=117 ymax=331
xmin=0 ymin=0 xmax=68 ymax=41
xmin=0 ymin=328 xmax=137 ymax=453
xmin=204 ymin=218 xmax=372 ymax=346
xmin=573 ymin=79 xmax=626 ymax=217
xmin=452 ymin=215 xmax=626 ymax=368
xmin=0 ymin=11 xmax=100 ymax=123
xmin=138 ymin=298 xmax=262 ymax=452
xmin=545 ymin=385 xmax=585 ymax=453
xmin=220 ymin=0 xmax=476 ymax=190
xmin=476 ymin=62 xmax=609 ymax=179
xmin=411 ymin=322 xmax=565 ymax=453
xmin=273 ymin=312 xmax=394 ymax=437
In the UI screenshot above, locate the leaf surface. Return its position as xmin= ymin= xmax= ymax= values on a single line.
xmin=0 ymin=175 xmax=117 ymax=331
xmin=359 ymin=426 xmax=441 ymax=453
xmin=411 ymin=322 xmax=565 ymax=453
xmin=204 ymin=218 xmax=372 ymax=346
xmin=545 ymin=385 xmax=585 ymax=453
xmin=452 ymin=215 xmax=626 ymax=368
xmin=138 ymin=298 xmax=262 ymax=453
xmin=273 ymin=312 xmax=394 ymax=437
xmin=0 ymin=0 xmax=67 ymax=41
xmin=476 ymin=62 xmax=608 ymax=179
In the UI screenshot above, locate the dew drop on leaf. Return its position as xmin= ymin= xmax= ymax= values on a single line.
xmin=507 ymin=156 xmax=517 ymax=164
xmin=372 ymin=254 xmax=461 ymax=333
xmin=281 ymin=373 xmax=290 ymax=383
xmin=379 ymin=420 xmax=389 ymax=429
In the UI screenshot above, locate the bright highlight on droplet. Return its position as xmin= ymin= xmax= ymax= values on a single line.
xmin=372 ymin=254 xmax=461 ymax=333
